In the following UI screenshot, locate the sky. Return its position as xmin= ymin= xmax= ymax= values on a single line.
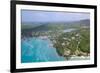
xmin=21 ymin=10 xmax=90 ymax=22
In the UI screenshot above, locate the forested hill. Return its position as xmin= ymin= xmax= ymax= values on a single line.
xmin=21 ymin=19 xmax=90 ymax=32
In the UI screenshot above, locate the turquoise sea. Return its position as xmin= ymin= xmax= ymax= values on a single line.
xmin=21 ymin=38 xmax=65 ymax=63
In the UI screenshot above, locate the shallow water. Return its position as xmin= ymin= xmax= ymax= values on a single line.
xmin=21 ymin=38 xmax=65 ymax=63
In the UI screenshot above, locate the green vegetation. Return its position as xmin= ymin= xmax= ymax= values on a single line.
xmin=21 ymin=19 xmax=90 ymax=60
xmin=53 ymin=28 xmax=90 ymax=59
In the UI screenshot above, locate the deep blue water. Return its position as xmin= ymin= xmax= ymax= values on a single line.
xmin=21 ymin=38 xmax=65 ymax=63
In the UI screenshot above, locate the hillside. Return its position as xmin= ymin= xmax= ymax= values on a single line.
xmin=21 ymin=19 xmax=90 ymax=33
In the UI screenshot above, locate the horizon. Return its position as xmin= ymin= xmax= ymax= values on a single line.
xmin=22 ymin=19 xmax=90 ymax=23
